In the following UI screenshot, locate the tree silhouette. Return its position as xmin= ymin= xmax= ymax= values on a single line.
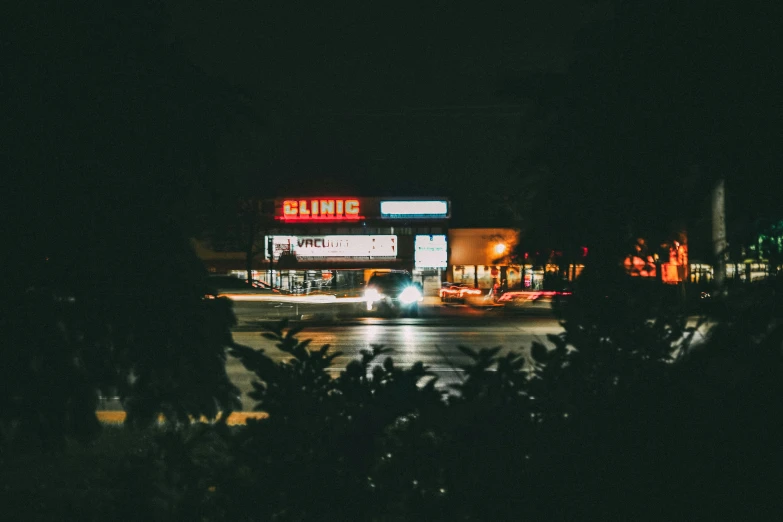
xmin=2 ymin=0 xmax=255 ymax=445
xmin=500 ymin=0 xmax=783 ymax=260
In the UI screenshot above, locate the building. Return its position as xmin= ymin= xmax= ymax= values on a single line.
xmin=448 ymin=228 xmax=587 ymax=291
xmin=195 ymin=197 xmax=450 ymax=295
xmin=448 ymin=228 xmax=520 ymax=291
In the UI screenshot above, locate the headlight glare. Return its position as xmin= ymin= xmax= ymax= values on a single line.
xmin=399 ymin=286 xmax=422 ymax=304
xmin=365 ymin=288 xmax=383 ymax=303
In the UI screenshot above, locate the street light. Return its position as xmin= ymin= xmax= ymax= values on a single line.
xmin=494 ymin=243 xmax=507 ymax=255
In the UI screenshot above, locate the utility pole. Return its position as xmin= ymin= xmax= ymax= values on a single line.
xmin=712 ymin=179 xmax=727 ymax=289
xmin=267 ymin=236 xmax=275 ymax=288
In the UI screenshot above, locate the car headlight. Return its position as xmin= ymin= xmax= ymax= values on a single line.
xmin=398 ymin=286 xmax=422 ymax=304
xmin=364 ymin=288 xmax=383 ymax=303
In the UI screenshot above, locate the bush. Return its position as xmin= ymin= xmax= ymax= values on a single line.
xmin=3 ymin=274 xmax=781 ymax=521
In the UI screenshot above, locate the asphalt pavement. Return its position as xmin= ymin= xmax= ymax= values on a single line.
xmin=97 ymin=298 xmax=566 ymax=412
xmin=97 ymin=296 xmax=713 ymax=413
xmin=228 ymin=315 xmax=564 ymax=410
xmin=227 ymin=296 xmax=564 ymax=409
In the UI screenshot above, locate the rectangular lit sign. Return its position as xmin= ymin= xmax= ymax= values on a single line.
xmin=278 ymin=198 xmax=362 ymax=221
xmin=415 ymin=235 xmax=448 ymax=268
xmin=380 ymin=200 xmax=449 ymax=218
xmin=265 ymin=235 xmax=397 ymax=260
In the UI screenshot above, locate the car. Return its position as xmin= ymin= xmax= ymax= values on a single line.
xmin=207 ymin=276 xmax=284 ymax=297
xmin=439 ymin=282 xmax=459 ymax=302
xmin=364 ymin=271 xmax=423 ymax=317
xmin=439 ymin=282 xmax=483 ymax=303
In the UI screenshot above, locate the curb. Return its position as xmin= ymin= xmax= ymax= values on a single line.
xmin=96 ymin=411 xmax=269 ymax=426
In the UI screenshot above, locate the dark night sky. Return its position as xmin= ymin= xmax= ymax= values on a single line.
xmin=5 ymin=0 xmax=779 ymax=247
xmin=163 ymin=1 xmax=611 ymax=225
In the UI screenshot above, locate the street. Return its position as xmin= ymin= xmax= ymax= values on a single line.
xmin=228 ymin=301 xmax=564 ymax=410
xmin=96 ymin=296 xmax=714 ymax=412
xmin=96 ymin=300 xmax=565 ymax=411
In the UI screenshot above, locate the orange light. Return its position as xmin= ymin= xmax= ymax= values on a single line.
xmin=497 ymin=291 xmax=572 ymax=302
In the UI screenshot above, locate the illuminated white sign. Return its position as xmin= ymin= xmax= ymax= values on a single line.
xmin=265 ymin=235 xmax=397 ymax=260
xmin=380 ymin=200 xmax=449 ymax=218
xmin=415 ymin=235 xmax=448 ymax=268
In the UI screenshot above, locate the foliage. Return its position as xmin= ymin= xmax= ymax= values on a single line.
xmin=216 ymin=274 xmax=781 ymax=521
xmin=216 ymin=274 xmax=782 ymax=521
xmin=200 ymin=196 xmax=274 ymax=281
xmin=749 ymin=218 xmax=783 ymax=276
xmin=501 ymin=0 xmax=782 ymax=254
xmin=0 ymin=231 xmax=242 ymax=448
xmin=1 ymin=0 xmax=248 ymax=448
xmin=3 ymin=272 xmax=782 ymax=520
xmin=224 ymin=320 xmax=444 ymax=521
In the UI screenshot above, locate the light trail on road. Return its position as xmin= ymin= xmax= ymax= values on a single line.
xmin=228 ymin=318 xmax=565 ymax=409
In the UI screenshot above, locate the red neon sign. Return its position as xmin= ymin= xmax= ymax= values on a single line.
xmin=279 ymin=199 xmax=362 ymax=221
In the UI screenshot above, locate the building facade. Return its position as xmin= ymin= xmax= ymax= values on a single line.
xmin=447 ymin=228 xmax=524 ymax=291
xmin=196 ymin=197 xmax=451 ymax=295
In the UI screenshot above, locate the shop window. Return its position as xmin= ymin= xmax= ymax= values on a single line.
xmin=452 ymin=265 xmax=475 ymax=285
xmin=505 ymin=266 xmax=518 ymax=290
xmin=689 ymin=263 xmax=713 ymax=284
xmin=750 ymin=263 xmax=767 ymax=281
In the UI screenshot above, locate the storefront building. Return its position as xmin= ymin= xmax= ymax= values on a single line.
xmin=196 ymin=197 xmax=450 ymax=295
xmin=447 ymin=228 xmax=587 ymax=291
xmin=447 ymin=228 xmax=521 ymax=291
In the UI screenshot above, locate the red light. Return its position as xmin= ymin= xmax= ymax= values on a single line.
xmin=496 ymin=290 xmax=572 ymax=302
xmin=275 ymin=215 xmax=363 ymax=222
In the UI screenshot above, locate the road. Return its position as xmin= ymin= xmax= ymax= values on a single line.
xmin=97 ymin=300 xmax=566 ymax=412
xmin=97 ymin=297 xmax=714 ymax=413
xmin=228 ymin=301 xmax=564 ymax=410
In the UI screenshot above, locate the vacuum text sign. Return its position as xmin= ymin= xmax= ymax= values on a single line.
xmin=265 ymin=235 xmax=397 ymax=260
